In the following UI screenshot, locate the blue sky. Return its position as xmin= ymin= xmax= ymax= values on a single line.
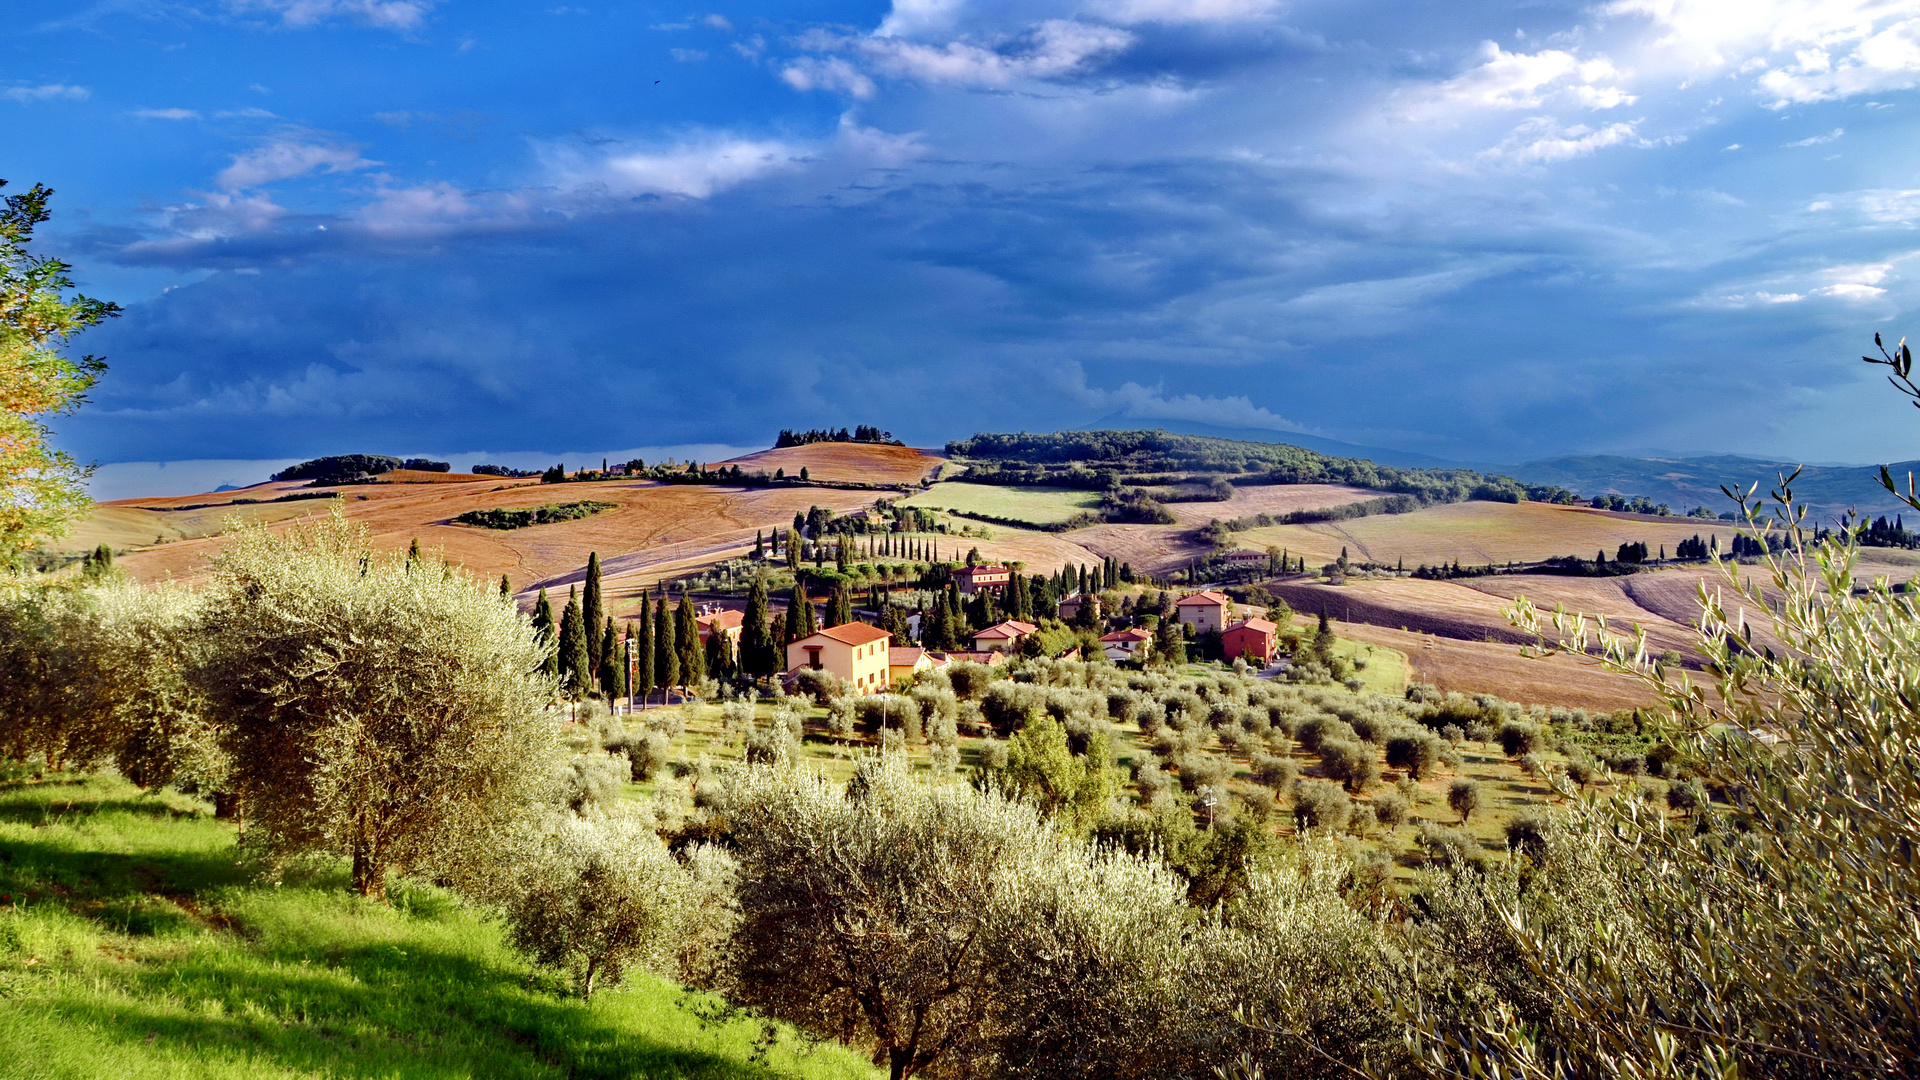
xmin=13 ymin=0 xmax=1920 ymax=492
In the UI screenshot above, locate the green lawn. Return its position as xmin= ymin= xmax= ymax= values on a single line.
xmin=898 ymin=482 xmax=1100 ymax=527
xmin=0 ymin=774 xmax=878 ymax=1080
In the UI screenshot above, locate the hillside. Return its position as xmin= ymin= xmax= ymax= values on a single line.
xmin=1507 ymin=453 xmax=1918 ymax=520
xmin=0 ymin=774 xmax=877 ymax=1080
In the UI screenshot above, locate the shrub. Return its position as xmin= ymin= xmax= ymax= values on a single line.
xmin=1292 ymin=779 xmax=1352 ymax=832
xmin=1372 ymin=791 xmax=1410 ymax=828
xmin=559 ymin=754 xmax=627 ymax=816
xmin=1447 ymin=778 xmax=1481 ymax=822
xmin=1385 ymin=732 xmax=1443 ymax=779
xmin=1317 ymin=739 xmax=1381 ymax=792
xmin=625 ymin=730 xmax=672 ymax=781
xmin=1250 ymin=752 xmax=1297 ymax=790
xmin=1496 ymin=721 xmax=1543 ymax=758
xmin=1504 ymin=810 xmax=1550 ymax=859
xmin=1415 ymin=821 xmax=1486 ymax=870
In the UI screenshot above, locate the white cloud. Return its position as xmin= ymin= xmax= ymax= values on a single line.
xmin=875 ymin=0 xmax=969 ymax=38
xmin=849 ymin=19 xmax=1134 ymax=90
xmin=1784 ymin=126 xmax=1844 ymax=146
xmin=1607 ymin=0 xmax=1920 ymax=106
xmin=703 ymin=13 xmax=732 ymax=31
xmin=216 ymin=136 xmax=376 ymax=191
xmin=4 ymin=84 xmax=89 ymax=103
xmin=134 ymin=107 xmax=200 ymax=120
xmin=1481 ymin=117 xmax=1640 ymax=164
xmin=224 ymin=0 xmax=434 ymax=30
xmin=1088 ymin=381 xmax=1310 ymax=433
xmin=1083 ymin=0 xmax=1282 ymax=25
xmin=1420 ymin=42 xmax=1635 ymax=113
xmin=781 ymin=56 xmax=878 ymax=98
xmin=541 ymin=135 xmax=811 ymax=198
xmin=671 ymin=48 xmax=709 ymax=62
xmin=353 ymin=182 xmax=532 ymax=236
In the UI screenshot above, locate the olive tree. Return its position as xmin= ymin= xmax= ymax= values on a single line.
xmin=721 ymin=757 xmax=1118 ymax=1080
xmin=193 ymin=512 xmax=562 ymax=897
xmin=1403 ymin=386 xmax=1920 ymax=1076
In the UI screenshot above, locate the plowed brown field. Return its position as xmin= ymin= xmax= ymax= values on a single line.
xmin=1161 ymin=484 xmax=1377 ymax=526
xmin=1333 ymin=621 xmax=1657 ymax=711
xmin=718 ymin=443 xmax=944 ymax=485
xmin=1233 ymin=501 xmax=1744 ymax=567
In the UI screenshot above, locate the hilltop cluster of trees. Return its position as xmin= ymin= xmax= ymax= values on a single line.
xmin=1855 ymin=513 xmax=1919 ymax=548
xmin=471 ymin=463 xmax=542 ymax=478
xmin=774 ymin=425 xmax=901 ymax=447
xmin=271 ymin=455 xmax=449 ymax=483
xmin=455 ymin=501 xmax=617 ymax=530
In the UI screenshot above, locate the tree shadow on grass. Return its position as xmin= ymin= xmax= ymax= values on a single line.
xmin=39 ymin=935 xmax=790 ymax=1080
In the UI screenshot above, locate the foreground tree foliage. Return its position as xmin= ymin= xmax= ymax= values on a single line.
xmin=0 ymin=180 xmax=120 ymax=563
xmin=1437 ymin=470 xmax=1920 ymax=1076
xmin=193 ymin=511 xmax=562 ymax=896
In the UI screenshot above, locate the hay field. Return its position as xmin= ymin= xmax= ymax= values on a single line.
xmin=1334 ymin=620 xmax=1656 ymax=710
xmin=1233 ymin=500 xmax=1744 ymax=567
xmin=1070 ymin=523 xmax=1216 ymax=576
xmin=1161 ymin=483 xmax=1377 ymax=526
xmin=900 ymin=482 xmax=1100 ymax=525
xmin=55 ymin=494 xmax=342 ymax=553
xmin=719 ymin=443 xmax=943 ymax=485
xmin=106 ymin=476 xmax=889 ymax=603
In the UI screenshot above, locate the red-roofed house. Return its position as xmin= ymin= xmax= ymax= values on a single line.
xmin=953 ymin=564 xmax=1012 ymax=595
xmin=1099 ymin=627 xmax=1152 ymax=663
xmin=695 ymin=609 xmax=745 ymax=649
xmin=972 ymin=619 xmax=1038 ymax=653
xmin=1174 ymin=589 xmax=1234 ymax=633
xmin=889 ymin=646 xmax=935 ymax=685
xmin=1057 ymin=593 xmax=1101 ymax=622
xmin=1223 ymin=618 xmax=1279 ymax=664
xmin=786 ymin=622 xmax=893 ymax=693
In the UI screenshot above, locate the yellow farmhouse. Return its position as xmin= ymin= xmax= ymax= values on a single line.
xmin=786 ymin=622 xmax=893 ymax=693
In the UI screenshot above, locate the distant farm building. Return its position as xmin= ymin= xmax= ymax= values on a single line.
xmin=1099 ymin=627 xmax=1152 ymax=663
xmin=953 ymin=564 xmax=1012 ymax=595
xmin=889 ymin=645 xmax=941 ymax=685
xmin=695 ymin=608 xmax=745 ymax=649
xmin=786 ymin=622 xmax=892 ymax=693
xmin=972 ymin=619 xmax=1038 ymax=653
xmin=1223 ymin=618 xmax=1278 ymax=665
xmin=1057 ymin=594 xmax=1101 ymax=622
xmin=1175 ymin=590 xmax=1234 ymax=633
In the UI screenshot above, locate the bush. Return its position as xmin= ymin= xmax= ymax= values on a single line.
xmin=1496 ymin=721 xmax=1543 ymax=758
xmin=1416 ymin=821 xmax=1487 ymax=870
xmin=1372 ymin=790 xmax=1410 ymax=828
xmin=1447 ymin=778 xmax=1481 ymax=822
xmin=1317 ymin=739 xmax=1381 ymax=792
xmin=624 ymin=730 xmax=672 ymax=781
xmin=1292 ymin=779 xmax=1352 ymax=832
xmin=1384 ymin=732 xmax=1442 ymax=780
xmin=1250 ymin=751 xmax=1297 ymax=790
xmin=1504 ymin=810 xmax=1550 ymax=859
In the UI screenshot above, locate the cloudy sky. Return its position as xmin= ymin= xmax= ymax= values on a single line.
xmin=13 ymin=0 xmax=1920 ymax=487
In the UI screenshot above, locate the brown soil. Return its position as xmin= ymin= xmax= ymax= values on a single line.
xmin=1333 ymin=621 xmax=1657 ymax=711
xmin=1161 ymin=484 xmax=1377 ymax=526
xmin=718 ymin=443 xmax=945 ymax=485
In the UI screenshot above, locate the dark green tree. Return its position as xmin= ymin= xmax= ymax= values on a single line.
xmin=677 ymin=591 xmax=705 ymax=685
xmin=499 ymin=574 xmax=511 ymax=599
xmin=406 ymin=537 xmax=422 ymax=567
xmin=532 ymin=588 xmax=558 ymax=680
xmin=582 ymin=552 xmax=604 ymax=674
xmin=597 ymin=617 xmax=624 ymax=700
xmin=559 ymin=588 xmax=592 ymax=698
xmin=826 ymin=581 xmax=853 ymax=628
xmin=741 ymin=575 xmax=777 ymax=677
xmin=635 ymin=593 xmax=654 ymax=700
xmin=654 ymin=594 xmax=678 ymax=692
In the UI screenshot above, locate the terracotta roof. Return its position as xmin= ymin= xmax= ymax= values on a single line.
xmin=1100 ymin=628 xmax=1152 ymax=642
xmin=889 ymin=646 xmax=928 ymax=665
xmin=697 ymin=610 xmax=745 ymax=630
xmin=956 ymin=564 xmax=1009 ymax=575
xmin=1175 ymin=589 xmax=1232 ymax=607
xmin=803 ymin=622 xmax=892 ymax=646
xmin=974 ymin=619 xmax=1038 ymax=639
xmin=1227 ymin=618 xmax=1277 ymax=635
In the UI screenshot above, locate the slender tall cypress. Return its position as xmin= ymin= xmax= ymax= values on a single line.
xmin=583 ymin=552 xmax=605 ymax=674
xmin=825 ymin=582 xmax=852 ymax=628
xmin=598 ymin=618 xmax=625 ymax=700
xmin=532 ymin=587 xmax=558 ymax=680
xmin=654 ymin=594 xmax=679 ymax=693
xmin=635 ymin=595 xmax=654 ymax=700
xmin=499 ymin=574 xmax=511 ymax=599
xmin=742 ymin=575 xmax=775 ymax=676
xmin=559 ymin=588 xmax=592 ymax=698
xmin=677 ymin=591 xmax=705 ymax=684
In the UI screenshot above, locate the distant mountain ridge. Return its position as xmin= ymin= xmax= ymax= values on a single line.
xmin=1075 ymin=416 xmax=1913 ymax=520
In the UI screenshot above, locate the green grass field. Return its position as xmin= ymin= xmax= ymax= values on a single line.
xmin=898 ymin=483 xmax=1100 ymax=527
xmin=0 ymin=774 xmax=878 ymax=1080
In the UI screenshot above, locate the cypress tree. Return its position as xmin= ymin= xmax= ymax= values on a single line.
xmin=655 ymin=595 xmax=678 ymax=692
xmin=786 ymin=528 xmax=802 ymax=571
xmin=754 ymin=530 xmax=764 ymax=558
xmin=559 ymin=588 xmax=592 ymax=698
xmin=705 ymin=629 xmax=733 ymax=679
xmin=795 ymin=587 xmax=818 ymax=638
xmin=826 ymin=582 xmax=853 ymax=628
xmin=583 ymin=552 xmax=605 ymax=674
xmin=742 ymin=574 xmax=775 ymax=676
xmin=677 ymin=591 xmax=706 ymax=685
xmin=498 ymin=574 xmax=511 ymax=599
xmin=532 ymin=587 xmax=558 ymax=680
xmin=636 ymin=594 xmax=654 ymax=700
xmin=406 ymin=536 xmax=422 ymax=567
xmin=598 ymin=617 xmax=624 ymax=699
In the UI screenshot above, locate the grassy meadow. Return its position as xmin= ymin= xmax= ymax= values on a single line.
xmin=0 ymin=774 xmax=878 ymax=1080
xmin=899 ymin=483 xmax=1101 ymax=527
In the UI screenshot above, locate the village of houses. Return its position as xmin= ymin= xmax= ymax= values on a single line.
xmin=692 ymin=561 xmax=1284 ymax=694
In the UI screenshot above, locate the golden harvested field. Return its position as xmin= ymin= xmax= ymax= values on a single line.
xmin=105 ymin=476 xmax=890 ymax=603
xmin=1333 ymin=620 xmax=1657 ymax=711
xmin=56 ymin=494 xmax=343 ymax=553
xmin=1070 ymin=523 xmax=1215 ymax=576
xmin=1233 ymin=500 xmax=1744 ymax=567
xmin=1161 ymin=483 xmax=1377 ymax=526
xmin=718 ymin=443 xmax=944 ymax=485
